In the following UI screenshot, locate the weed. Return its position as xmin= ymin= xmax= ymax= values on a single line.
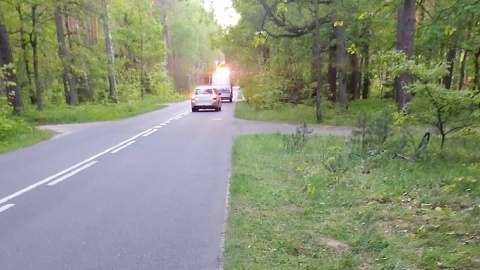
xmin=282 ymin=123 xmax=313 ymax=153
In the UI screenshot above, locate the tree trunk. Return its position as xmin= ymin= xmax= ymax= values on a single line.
xmin=313 ymin=0 xmax=323 ymax=122
xmin=328 ymin=44 xmax=337 ymax=102
xmin=102 ymin=0 xmax=117 ymax=102
xmin=396 ymin=0 xmax=415 ymax=111
xmin=0 ymin=23 xmax=23 ymax=113
xmin=74 ymin=17 xmax=94 ymax=100
xmin=458 ymin=50 xmax=467 ymax=90
xmin=30 ymin=6 xmax=43 ymax=110
xmin=32 ymin=35 xmax=43 ymax=110
xmin=474 ymin=49 xmax=480 ymax=91
xmin=362 ymin=43 xmax=370 ymax=99
xmin=15 ymin=5 xmax=34 ymax=104
xmin=348 ymin=53 xmax=360 ymax=100
xmin=334 ymin=24 xmax=348 ymax=111
xmin=54 ymin=5 xmax=78 ymax=105
xmin=162 ymin=13 xmax=169 ymax=76
xmin=442 ymin=48 xmax=456 ymax=90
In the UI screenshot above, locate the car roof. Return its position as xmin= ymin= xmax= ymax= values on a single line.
xmin=195 ymin=85 xmax=214 ymax=90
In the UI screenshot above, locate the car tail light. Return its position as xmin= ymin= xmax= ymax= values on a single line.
xmin=212 ymin=94 xmax=217 ymax=101
xmin=191 ymin=94 xmax=195 ymax=100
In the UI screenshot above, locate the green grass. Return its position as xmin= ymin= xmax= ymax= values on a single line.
xmin=19 ymin=96 xmax=185 ymax=125
xmin=224 ymin=133 xmax=480 ymax=269
xmin=235 ymin=99 xmax=395 ymax=126
xmin=0 ymin=118 xmax=52 ymax=154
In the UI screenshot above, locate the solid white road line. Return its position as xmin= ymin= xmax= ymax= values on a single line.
xmin=110 ymin=141 xmax=136 ymax=153
xmin=0 ymin=204 xmax=15 ymax=214
xmin=47 ymin=161 xmax=98 ymax=186
xmin=0 ymin=128 xmax=153 ymax=205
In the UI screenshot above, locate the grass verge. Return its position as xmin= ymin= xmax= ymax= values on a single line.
xmin=18 ymin=96 xmax=184 ymax=125
xmin=235 ymin=99 xmax=395 ymax=126
xmin=224 ymin=133 xmax=480 ymax=269
xmin=0 ymin=119 xmax=52 ymax=154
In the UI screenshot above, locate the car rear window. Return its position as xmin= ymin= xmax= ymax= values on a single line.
xmin=217 ymin=88 xmax=230 ymax=93
xmin=195 ymin=89 xmax=213 ymax=95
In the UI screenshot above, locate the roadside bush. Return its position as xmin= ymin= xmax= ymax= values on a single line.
xmin=0 ymin=116 xmax=34 ymax=142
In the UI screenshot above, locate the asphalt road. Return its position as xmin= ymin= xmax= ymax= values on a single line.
xmin=0 ymin=91 xmax=353 ymax=270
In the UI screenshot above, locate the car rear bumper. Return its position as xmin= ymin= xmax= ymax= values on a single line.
xmin=191 ymin=101 xmax=220 ymax=109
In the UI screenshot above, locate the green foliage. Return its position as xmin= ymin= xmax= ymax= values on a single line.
xmin=351 ymin=109 xmax=394 ymax=157
xmin=235 ymin=98 xmax=396 ymax=126
xmin=0 ymin=97 xmax=51 ymax=153
xmin=18 ymin=96 xmax=178 ymax=124
xmin=282 ymin=123 xmax=313 ymax=153
xmin=382 ymin=51 xmax=480 ymax=148
xmin=226 ymin=133 xmax=480 ymax=269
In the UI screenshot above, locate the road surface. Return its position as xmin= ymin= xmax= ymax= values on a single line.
xmin=0 ymin=91 xmax=353 ymax=270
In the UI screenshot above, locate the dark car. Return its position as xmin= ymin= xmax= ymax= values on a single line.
xmin=215 ymin=86 xmax=233 ymax=103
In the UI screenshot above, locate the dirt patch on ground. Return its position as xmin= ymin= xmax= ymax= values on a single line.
xmin=282 ymin=204 xmax=304 ymax=213
xmin=317 ymin=237 xmax=350 ymax=254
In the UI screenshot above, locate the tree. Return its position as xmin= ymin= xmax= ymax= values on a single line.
xmin=54 ymin=5 xmax=78 ymax=105
xmin=0 ymin=22 xmax=23 ymax=113
xmin=102 ymin=0 xmax=117 ymax=102
xmin=395 ymin=0 xmax=416 ymax=111
xmin=256 ymin=0 xmax=331 ymax=122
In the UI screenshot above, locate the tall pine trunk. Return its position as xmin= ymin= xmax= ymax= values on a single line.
xmin=459 ymin=51 xmax=467 ymax=90
xmin=54 ymin=5 xmax=78 ymax=105
xmin=0 ymin=23 xmax=23 ymax=113
xmin=395 ymin=0 xmax=415 ymax=111
xmin=328 ymin=44 xmax=337 ymax=102
xmin=334 ymin=24 xmax=348 ymax=111
xmin=102 ymin=0 xmax=117 ymax=103
xmin=474 ymin=49 xmax=480 ymax=91
xmin=443 ymin=48 xmax=456 ymax=90
xmin=15 ymin=5 xmax=34 ymax=104
xmin=348 ymin=53 xmax=360 ymax=100
xmin=313 ymin=0 xmax=323 ymax=122
xmin=30 ymin=6 xmax=43 ymax=110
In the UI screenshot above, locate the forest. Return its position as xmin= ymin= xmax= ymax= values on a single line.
xmin=225 ymin=0 xmax=480 ymax=128
xmin=0 ymin=0 xmax=223 ymax=111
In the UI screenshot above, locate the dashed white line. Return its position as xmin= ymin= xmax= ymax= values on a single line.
xmin=111 ymin=141 xmax=136 ymax=153
xmin=0 ymin=204 xmax=15 ymax=214
xmin=142 ymin=129 xmax=158 ymax=137
xmin=0 ymin=128 xmax=153 ymax=205
xmin=47 ymin=161 xmax=98 ymax=186
xmin=0 ymin=110 xmax=192 ymax=207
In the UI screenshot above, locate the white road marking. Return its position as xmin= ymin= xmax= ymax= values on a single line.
xmin=160 ymin=123 xmax=167 ymax=126
xmin=110 ymin=141 xmax=136 ymax=153
xmin=0 ymin=110 xmax=192 ymax=206
xmin=47 ymin=161 xmax=98 ymax=186
xmin=213 ymin=118 xmax=222 ymax=121
xmin=142 ymin=129 xmax=158 ymax=137
xmin=0 ymin=128 xmax=153 ymax=205
xmin=0 ymin=204 xmax=15 ymax=214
